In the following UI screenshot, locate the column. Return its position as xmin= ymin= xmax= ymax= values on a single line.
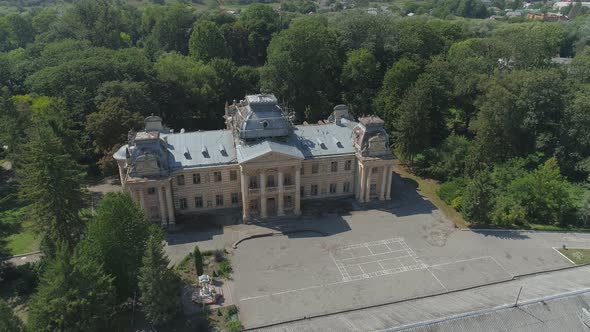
xmin=365 ymin=166 xmax=372 ymax=202
xmin=294 ymin=166 xmax=301 ymax=215
xmin=138 ymin=188 xmax=145 ymax=210
xmin=260 ymin=170 xmax=267 ymax=218
xmin=240 ymin=168 xmax=249 ymax=222
xmin=359 ymin=165 xmax=366 ymax=203
xmin=158 ymin=186 xmax=167 ymax=224
xmin=278 ymin=169 xmax=284 ymax=216
xmin=165 ymin=182 xmax=175 ymax=224
xmin=380 ymin=166 xmax=387 ymax=201
xmin=386 ymin=165 xmax=392 ymax=200
xmin=355 ymin=164 xmax=363 ymax=201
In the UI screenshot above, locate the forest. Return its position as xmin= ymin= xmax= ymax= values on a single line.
xmin=1 ymin=0 xmax=590 ymax=329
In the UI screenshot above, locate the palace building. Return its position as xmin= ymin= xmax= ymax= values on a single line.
xmin=114 ymin=94 xmax=395 ymax=225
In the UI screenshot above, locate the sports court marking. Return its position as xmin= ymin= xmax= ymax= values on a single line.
xmin=331 ymin=238 xmax=428 ymax=281
xmin=239 ymin=238 xmax=499 ymax=302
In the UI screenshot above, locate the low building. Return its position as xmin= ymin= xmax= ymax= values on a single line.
xmin=114 ymin=94 xmax=395 ymax=225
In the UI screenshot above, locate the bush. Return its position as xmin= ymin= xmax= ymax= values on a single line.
xmin=194 ymin=246 xmax=203 ymax=276
xmin=226 ymin=319 xmax=242 ymax=332
xmin=213 ymin=250 xmax=225 ymax=263
xmin=437 ymin=177 xmax=467 ymax=205
xmin=218 ymin=259 xmax=232 ymax=279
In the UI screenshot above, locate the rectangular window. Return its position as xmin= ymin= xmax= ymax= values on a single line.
xmin=311 ymin=184 xmax=318 ymax=196
xmin=285 ymin=195 xmax=292 ymax=207
xmin=300 ymin=186 xmax=305 ymax=197
xmin=193 ymin=173 xmax=201 ymax=184
xmin=312 ymin=163 xmax=319 ymax=174
xmin=331 ymin=161 xmax=338 ymax=172
xmin=249 ymin=176 xmax=258 ymax=189
xmin=214 ymin=171 xmax=222 ymax=182
xmin=284 ymin=174 xmax=292 ymax=186
xmin=370 ymin=183 xmax=377 ymax=195
xmin=147 ymin=187 xmax=156 ymax=195
xmin=345 ymin=160 xmax=352 ymax=171
xmin=372 ymin=167 xmax=379 ymax=174
xmin=177 ymin=175 xmax=185 ymax=186
xmin=216 ymin=194 xmax=224 ymax=207
xmin=230 ymin=170 xmax=237 ymax=181
xmin=231 ymin=193 xmax=239 ymax=205
xmin=343 ymin=182 xmax=351 ymax=193
xmin=267 ymin=174 xmax=275 ymax=187
xmin=301 ymin=165 xmax=305 ymax=175
xmin=180 ymin=198 xmax=187 ymax=209
xmin=195 ymin=196 xmax=203 ymax=208
xmin=330 ymin=183 xmax=337 ymax=194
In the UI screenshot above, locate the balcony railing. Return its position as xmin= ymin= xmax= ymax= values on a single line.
xmin=249 ymin=188 xmax=260 ymax=195
xmin=283 ymin=185 xmax=295 ymax=192
xmin=266 ymin=186 xmax=278 ymax=193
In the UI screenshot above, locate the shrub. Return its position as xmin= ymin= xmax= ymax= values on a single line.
xmin=437 ymin=178 xmax=467 ymax=205
xmin=227 ymin=319 xmax=242 ymax=332
xmin=193 ymin=246 xmax=203 ymax=276
xmin=218 ymin=259 xmax=232 ymax=279
xmin=213 ymin=249 xmax=225 ymax=263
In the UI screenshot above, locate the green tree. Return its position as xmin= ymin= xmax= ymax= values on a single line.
xmin=139 ymin=3 xmax=195 ymax=56
xmin=0 ymin=298 xmax=24 ymax=332
xmin=262 ymin=17 xmax=339 ymax=121
xmin=138 ymin=234 xmax=181 ymax=326
xmin=189 ymin=20 xmax=230 ymax=62
xmin=28 ymin=244 xmax=115 ymax=332
xmin=55 ymin=0 xmax=134 ymax=49
xmin=240 ymin=4 xmax=280 ymax=65
xmin=341 ymin=48 xmax=379 ymax=116
xmin=86 ymin=97 xmax=144 ymax=155
xmin=193 ymin=245 xmax=203 ymax=276
xmin=374 ymin=57 xmax=421 ymax=119
xmin=16 ymin=121 xmax=85 ymax=250
xmin=95 ymin=80 xmax=157 ymax=117
xmin=82 ymin=193 xmax=153 ymax=301
xmin=460 ymin=171 xmax=495 ymax=224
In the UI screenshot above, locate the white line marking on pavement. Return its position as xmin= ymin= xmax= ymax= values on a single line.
xmin=489 ymin=256 xmax=514 ymax=278
xmin=552 ymin=247 xmax=577 ymax=265
xmin=429 ymin=256 xmax=492 ymax=268
xmin=427 ymin=267 xmax=448 ymax=291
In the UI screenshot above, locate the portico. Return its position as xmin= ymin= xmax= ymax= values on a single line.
xmin=239 ymin=152 xmax=302 ymax=221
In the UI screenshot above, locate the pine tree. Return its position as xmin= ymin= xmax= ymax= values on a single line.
xmin=82 ymin=192 xmax=153 ymax=301
xmin=0 ymin=298 xmax=25 ymax=332
xmin=138 ymin=234 xmax=181 ymax=326
xmin=16 ymin=122 xmax=86 ymax=250
xmin=28 ymin=244 xmax=115 ymax=332
xmin=193 ymin=245 xmax=203 ymax=276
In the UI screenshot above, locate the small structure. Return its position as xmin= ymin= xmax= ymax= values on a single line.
xmin=192 ymin=274 xmax=222 ymax=305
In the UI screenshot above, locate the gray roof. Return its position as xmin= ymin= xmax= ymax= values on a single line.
xmin=236 ymin=139 xmax=304 ymax=163
xmin=120 ymin=120 xmax=360 ymax=169
xmin=292 ymin=120 xmax=356 ymax=159
xmin=163 ymin=130 xmax=237 ymax=169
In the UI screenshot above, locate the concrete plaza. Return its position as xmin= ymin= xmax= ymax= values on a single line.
xmin=165 ymin=174 xmax=590 ymax=329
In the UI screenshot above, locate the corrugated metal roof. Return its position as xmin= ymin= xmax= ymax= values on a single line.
xmin=163 ymin=130 xmax=237 ymax=169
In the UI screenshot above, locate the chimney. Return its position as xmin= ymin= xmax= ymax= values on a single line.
xmin=145 ymin=114 xmax=163 ymax=131
xmin=333 ymin=105 xmax=349 ymax=125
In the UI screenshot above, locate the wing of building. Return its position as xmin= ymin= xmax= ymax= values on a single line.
xmin=114 ymin=94 xmax=395 ymax=225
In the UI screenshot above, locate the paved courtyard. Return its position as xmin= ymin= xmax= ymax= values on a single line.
xmin=165 ymin=174 xmax=590 ymax=329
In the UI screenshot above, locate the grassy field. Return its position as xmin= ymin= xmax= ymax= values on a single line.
xmin=0 ymin=189 xmax=39 ymax=256
xmin=557 ymin=248 xmax=590 ymax=265
xmin=393 ymin=161 xmax=470 ymax=229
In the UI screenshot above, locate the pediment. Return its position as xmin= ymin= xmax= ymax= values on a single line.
xmin=240 ymin=151 xmax=303 ymax=165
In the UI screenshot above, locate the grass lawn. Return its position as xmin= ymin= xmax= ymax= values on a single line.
xmin=0 ymin=189 xmax=39 ymax=256
xmin=393 ymin=161 xmax=470 ymax=229
xmin=557 ymin=248 xmax=590 ymax=265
